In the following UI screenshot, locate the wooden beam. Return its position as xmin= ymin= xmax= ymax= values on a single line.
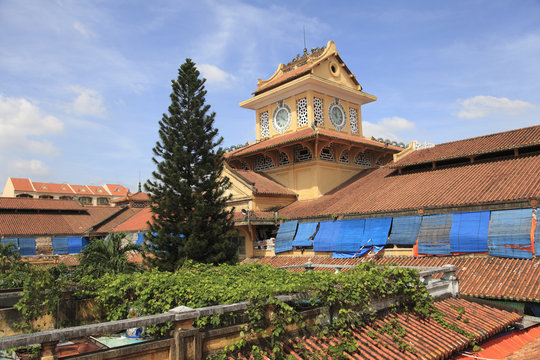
xmin=263 ymin=150 xmax=279 ymax=167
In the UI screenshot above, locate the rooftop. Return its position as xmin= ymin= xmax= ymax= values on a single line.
xmin=391 ymin=124 xmax=540 ymax=168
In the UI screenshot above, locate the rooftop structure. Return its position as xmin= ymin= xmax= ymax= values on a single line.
xmin=2 ymin=177 xmax=129 ymax=206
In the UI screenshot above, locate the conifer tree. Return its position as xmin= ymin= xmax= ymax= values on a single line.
xmin=144 ymin=59 xmax=237 ymax=271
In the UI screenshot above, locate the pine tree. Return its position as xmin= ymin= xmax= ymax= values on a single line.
xmin=144 ymin=59 xmax=237 ymax=271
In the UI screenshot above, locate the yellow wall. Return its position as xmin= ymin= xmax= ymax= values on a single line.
xmin=256 ymin=90 xmax=362 ymax=141
xmin=252 ymin=195 xmax=296 ymax=212
xmin=265 ymin=160 xmax=364 ymax=200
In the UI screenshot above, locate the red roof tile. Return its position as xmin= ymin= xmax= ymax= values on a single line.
xmin=226 ymin=128 xmax=400 ymax=159
xmin=0 ymin=197 xmax=82 ymax=210
xmin=105 ymin=184 xmax=130 ymax=196
xmin=240 ymin=298 xmax=521 ymax=359
xmin=70 ymin=185 xmax=93 ymax=195
xmin=254 ymin=63 xmax=311 ymax=94
xmin=9 ymin=178 xmax=35 ymax=192
xmin=92 ymin=207 xmax=145 ymax=233
xmin=455 ymin=325 xmax=540 ymax=360
xmin=0 ymin=205 xmax=124 ymax=236
xmin=32 ymin=182 xmax=74 ymax=194
xmin=232 ymin=170 xmax=297 ymax=196
xmin=87 ymin=185 xmax=108 ymax=196
xmin=279 ymin=153 xmax=540 ymax=218
xmin=392 ymin=124 xmax=540 ymax=168
xmin=112 ymin=207 xmax=153 ymax=232
xmin=245 ymin=256 xmax=540 ymax=302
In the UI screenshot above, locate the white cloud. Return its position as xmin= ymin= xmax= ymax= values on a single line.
xmin=68 ymin=86 xmax=106 ymax=117
xmin=0 ymin=95 xmax=63 ymax=156
xmin=72 ymin=21 xmax=93 ymax=38
xmin=379 ymin=117 xmax=416 ymax=131
xmin=198 ymin=64 xmax=235 ymax=84
xmin=457 ymin=96 xmax=535 ymax=119
xmin=8 ymin=159 xmax=50 ymax=177
xmin=363 ymin=116 xmax=416 ymax=143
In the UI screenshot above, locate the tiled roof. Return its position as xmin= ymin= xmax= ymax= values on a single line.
xmin=105 ymin=184 xmax=130 ymax=196
xmin=505 ymin=329 xmax=540 ymax=360
xmin=112 ymin=207 xmax=153 ymax=232
xmin=92 ymin=207 xmax=145 ymax=233
xmin=232 ymin=170 xmax=297 ymax=196
xmin=112 ymin=192 xmax=151 ymax=203
xmin=238 ymin=298 xmax=521 ymax=360
xmin=9 ymin=178 xmax=35 ymax=192
xmin=391 ymin=124 xmax=540 ymax=168
xmin=455 ymin=325 xmax=540 ymax=360
xmin=226 ymin=128 xmax=400 ymax=159
xmin=244 ymin=256 xmax=540 ymax=302
xmin=232 ymin=211 xmax=275 ymax=221
xmin=254 ymin=63 xmax=311 ymax=94
xmin=279 ymin=153 xmax=540 ymax=218
xmin=87 ymin=185 xmax=108 ymax=196
xmin=0 ymin=197 xmax=83 ymax=211
xmin=0 ymin=206 xmax=123 ymax=236
xmin=32 ymin=182 xmax=73 ymax=194
xmin=70 ymin=185 xmax=93 ymax=195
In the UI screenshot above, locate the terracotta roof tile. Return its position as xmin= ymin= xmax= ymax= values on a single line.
xmin=87 ymin=185 xmax=108 ymax=196
xmin=112 ymin=207 xmax=153 ymax=232
xmin=0 ymin=197 xmax=82 ymax=210
xmin=70 ymin=185 xmax=93 ymax=195
xmin=240 ymin=298 xmax=521 ymax=359
xmin=9 ymin=178 xmax=35 ymax=192
xmin=32 ymin=182 xmax=74 ymax=194
xmin=279 ymin=154 xmax=540 ymax=218
xmin=92 ymin=207 xmax=145 ymax=233
xmin=232 ymin=170 xmax=297 ymax=196
xmin=105 ymin=184 xmax=130 ymax=196
xmin=254 ymin=63 xmax=311 ymax=94
xmin=0 ymin=205 xmax=124 ymax=236
xmin=245 ymin=256 xmax=540 ymax=302
xmin=226 ymin=128 xmax=400 ymax=159
xmin=392 ymin=125 xmax=540 ymax=168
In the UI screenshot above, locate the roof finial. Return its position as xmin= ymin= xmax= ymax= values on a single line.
xmin=138 ymin=170 xmax=142 ymax=193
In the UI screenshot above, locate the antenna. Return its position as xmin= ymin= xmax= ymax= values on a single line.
xmin=303 ymin=25 xmax=307 ymax=54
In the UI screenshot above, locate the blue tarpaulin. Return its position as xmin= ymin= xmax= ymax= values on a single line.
xmin=418 ymin=214 xmax=453 ymax=255
xmin=333 ymin=247 xmax=371 ymax=258
xmin=275 ymin=221 xmax=298 ymax=253
xmin=362 ymin=217 xmax=392 ymax=247
xmin=488 ymin=209 xmax=533 ymax=259
xmin=52 ymin=237 xmax=69 ymax=255
xmin=313 ymin=221 xmax=341 ymax=251
xmin=18 ymin=238 xmax=36 ymax=256
xmin=67 ymin=237 xmax=88 ymax=254
xmin=388 ymin=216 xmax=422 ymax=245
xmin=333 ymin=219 xmax=365 ymax=253
xmin=449 ymin=211 xmax=490 ymax=253
xmin=292 ymin=222 xmax=318 ymax=247
xmin=137 ymin=233 xmax=145 ymax=245
xmin=1 ymin=238 xmax=18 ymax=249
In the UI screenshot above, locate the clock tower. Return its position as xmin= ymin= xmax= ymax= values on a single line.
xmin=225 ymin=41 xmax=402 ymax=200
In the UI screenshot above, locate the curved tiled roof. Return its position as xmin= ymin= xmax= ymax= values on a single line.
xmin=245 ymin=256 xmax=540 ymax=302
xmin=391 ymin=124 xmax=540 ymax=168
xmin=279 ymin=153 xmax=540 ymax=218
xmin=225 ymin=127 xmax=401 ymax=159
xmin=232 ymin=170 xmax=296 ymax=196
xmin=112 ymin=207 xmax=153 ymax=232
xmin=0 ymin=197 xmax=83 ymax=211
xmin=239 ymin=297 xmax=521 ymax=359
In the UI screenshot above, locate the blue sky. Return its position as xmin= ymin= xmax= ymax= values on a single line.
xmin=1 ymin=0 xmax=539 ymax=191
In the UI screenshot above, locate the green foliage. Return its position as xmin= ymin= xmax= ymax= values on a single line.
xmin=0 ymin=243 xmax=31 ymax=289
xmin=77 ymin=232 xmax=142 ymax=278
xmin=144 ymin=58 xmax=237 ymax=271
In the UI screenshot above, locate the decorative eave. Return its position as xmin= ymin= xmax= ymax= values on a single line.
xmin=240 ymin=74 xmax=376 ymax=111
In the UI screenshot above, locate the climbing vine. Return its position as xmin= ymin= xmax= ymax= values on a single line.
xmin=14 ymin=261 xmax=472 ymax=358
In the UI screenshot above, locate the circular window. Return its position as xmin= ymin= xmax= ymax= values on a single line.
xmin=329 ymin=60 xmax=340 ymax=77
xmin=328 ymin=100 xmax=346 ymax=131
xmin=272 ymin=102 xmax=291 ymax=134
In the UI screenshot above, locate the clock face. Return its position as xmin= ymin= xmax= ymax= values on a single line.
xmin=272 ymin=103 xmax=291 ymax=133
xmin=331 ymin=106 xmax=344 ymax=126
xmin=329 ymin=101 xmax=346 ymax=131
xmin=275 ymin=108 xmax=289 ymax=128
